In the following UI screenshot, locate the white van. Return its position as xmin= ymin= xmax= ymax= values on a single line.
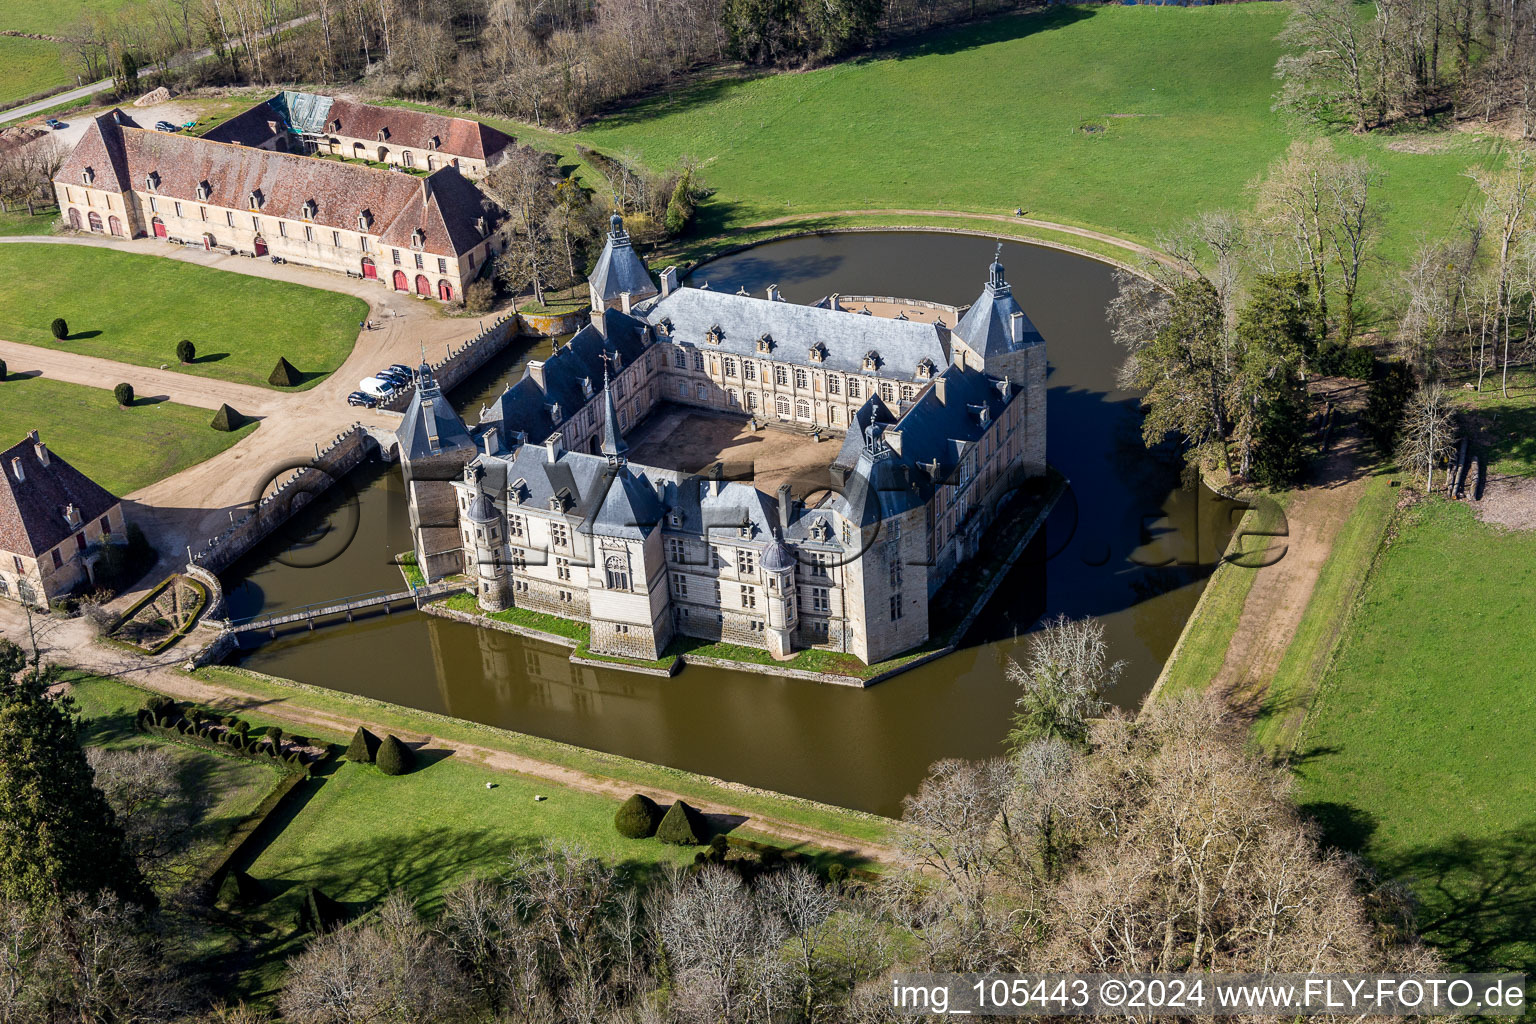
xmin=358 ymin=376 xmax=398 ymax=399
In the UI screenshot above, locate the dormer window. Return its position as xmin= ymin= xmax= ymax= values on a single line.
xmin=410 ymin=228 xmax=425 ymax=250
xmin=428 ymin=135 xmax=440 ymax=150
xmin=705 ymin=325 xmax=723 ymax=345
xmin=143 ymin=171 xmax=158 ymax=192
xmin=474 ymin=215 xmax=487 ymax=236
xmin=376 ymin=128 xmax=389 ymax=141
xmin=808 ymin=342 xmax=826 ymax=363
xmin=81 ymin=168 xmax=95 ymax=186
xmin=248 ymin=189 xmax=263 ymax=210
xmin=915 ymin=358 xmax=935 ymax=379
xmin=810 ymin=518 xmax=829 ymax=542
xmin=195 ymin=181 xmax=210 ymax=201
xmin=669 ymin=509 xmax=682 ymax=528
xmin=738 ymin=523 xmax=752 ymax=539
xmin=63 ymin=504 xmax=81 ymax=529
xmin=657 ymin=318 xmax=673 ymax=337
xmin=358 ymin=209 xmax=372 ymax=231
xmin=331 ymin=118 xmax=341 ymax=131
xmin=756 ymin=333 xmax=774 ymax=354
xmin=301 ymin=199 xmax=317 ymax=220
xmin=581 ymin=378 xmax=593 ymax=399
xmin=863 ymin=350 xmax=881 ymax=371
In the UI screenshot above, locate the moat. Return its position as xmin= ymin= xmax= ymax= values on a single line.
xmin=222 ymin=232 xmax=1240 ymax=816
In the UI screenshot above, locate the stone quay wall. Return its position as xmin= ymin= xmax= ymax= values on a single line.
xmin=381 ymin=314 xmax=518 ymax=412
xmin=186 ymin=425 xmax=379 ymax=576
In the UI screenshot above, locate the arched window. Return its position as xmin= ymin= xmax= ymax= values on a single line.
xmin=747 ymin=392 xmax=758 ymax=410
xmin=727 ymin=389 xmax=740 ymax=408
xmin=108 ymin=215 xmax=123 ymax=236
xmin=795 ymin=398 xmax=810 ymax=420
xmin=87 ymin=211 xmax=103 ymax=233
xmin=402 ymin=151 xmax=414 ymax=167
xmin=775 ymin=395 xmax=791 ymax=419
xmin=605 ymin=555 xmax=630 ymax=591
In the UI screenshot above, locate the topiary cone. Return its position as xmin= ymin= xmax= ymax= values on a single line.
xmin=210 ymin=403 xmax=241 ymax=431
xmin=655 ymin=799 xmax=705 ymax=845
xmin=268 ymin=356 xmax=299 ymax=387
xmin=376 ymin=734 xmax=414 ymax=776
xmin=614 ymin=793 xmax=663 ymax=839
xmin=345 ymin=726 xmax=379 ymax=763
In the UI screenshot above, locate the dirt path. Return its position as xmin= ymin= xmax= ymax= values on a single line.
xmin=744 ymin=208 xmax=1173 ymax=268
xmin=1211 ymin=381 xmax=1373 ymax=711
xmin=2 ymin=605 xmax=903 ymax=867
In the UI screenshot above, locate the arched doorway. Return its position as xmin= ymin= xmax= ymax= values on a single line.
xmin=202 ymin=233 xmax=215 ymax=250
xmin=393 ymin=270 xmax=408 ymax=291
xmin=378 ymin=146 xmax=390 ymax=163
xmin=108 ymin=215 xmax=123 ymax=236
xmin=414 ymin=274 xmax=430 ymax=296
xmin=361 ymin=257 xmax=377 ymax=280
xmin=151 ymin=216 xmax=166 ymax=238
xmin=253 ymin=235 xmax=267 ymax=256
xmin=437 ymin=280 xmax=453 ymax=301
xmin=352 ymin=142 xmax=365 ymax=160
xmin=68 ymin=208 xmax=82 ymax=230
xmin=87 ymin=211 xmax=103 ymax=233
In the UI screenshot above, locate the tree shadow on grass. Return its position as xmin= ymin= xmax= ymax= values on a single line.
xmin=194 ymin=352 xmax=230 ymax=363
xmin=128 ymin=394 xmax=171 ymax=407
xmin=67 ymin=330 xmax=101 ymax=340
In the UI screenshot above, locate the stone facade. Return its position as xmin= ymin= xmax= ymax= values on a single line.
xmin=397 ymin=221 xmax=1048 ymax=665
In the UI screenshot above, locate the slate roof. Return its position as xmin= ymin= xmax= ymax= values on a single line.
xmin=953 ymin=255 xmax=1045 ymax=358
xmin=589 ymin=215 xmax=659 ymax=304
xmin=0 ymin=432 xmax=119 ymax=558
xmin=482 ymin=446 xmax=665 ymax=539
xmin=204 ymin=93 xmax=514 ymax=164
xmin=57 ymin=119 xmax=502 ymax=256
xmin=894 ymin=364 xmax=1014 ymax=481
xmin=644 ymin=287 xmax=950 ymax=379
xmin=397 ymin=366 xmax=475 ymax=460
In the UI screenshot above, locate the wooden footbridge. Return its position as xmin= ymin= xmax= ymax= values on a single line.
xmin=227 ymin=581 xmax=465 ymax=637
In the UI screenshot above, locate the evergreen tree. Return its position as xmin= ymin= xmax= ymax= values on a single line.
xmin=269 ymin=357 xmax=300 ymax=387
xmin=1235 ymin=273 xmax=1317 ymax=487
xmin=0 ymin=661 xmax=152 ymax=909
xmin=656 ymin=799 xmax=705 ymax=845
xmin=345 ymin=726 xmax=378 ymax=763
xmin=210 ymin=403 xmax=241 ymax=432
xmin=375 ymin=734 xmax=413 ymax=776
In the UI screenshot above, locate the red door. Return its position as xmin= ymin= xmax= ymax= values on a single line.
xmin=361 ymin=258 xmax=377 ymax=280
xmin=254 ymin=236 xmax=268 ymax=256
xmin=414 ymin=274 xmax=430 ymax=296
xmin=152 ymin=217 xmax=166 ymax=238
xmin=393 ymin=270 xmax=408 ymax=291
xmin=438 ymin=280 xmax=453 ymax=301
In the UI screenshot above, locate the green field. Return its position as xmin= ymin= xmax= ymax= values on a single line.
xmin=0 ymin=374 xmax=255 ymax=495
xmin=0 ymin=206 xmax=58 ymax=237
xmin=1293 ymin=499 xmax=1536 ymax=978
xmin=0 ymin=37 xmax=70 ymax=107
xmin=0 ymin=244 xmax=366 ymax=389
xmin=67 ymin=674 xmax=286 ymax=888
xmin=571 ymin=4 xmax=1493 ymax=282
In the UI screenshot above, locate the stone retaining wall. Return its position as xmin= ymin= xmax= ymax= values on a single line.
xmin=186 ymin=425 xmax=378 ymax=576
xmin=380 ymin=314 xmax=518 ymax=412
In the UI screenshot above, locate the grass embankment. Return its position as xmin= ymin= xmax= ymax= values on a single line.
xmin=1249 ymin=473 xmax=1398 ymax=753
xmin=66 ymin=673 xmax=285 ymax=887
xmin=0 ymin=244 xmax=365 ymax=389
xmin=1292 ymin=498 xmax=1536 ymax=979
xmin=564 ymin=4 xmax=1490 ymax=282
xmin=193 ymin=664 xmax=895 ymax=848
xmin=0 ymin=374 xmax=255 ymax=495
xmin=1156 ymin=495 xmax=1291 ymax=699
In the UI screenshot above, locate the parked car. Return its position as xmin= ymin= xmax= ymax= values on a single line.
xmin=346 ymin=391 xmax=378 ymax=408
xmin=358 ymin=377 xmax=398 ymax=399
xmin=154 ymin=121 xmax=178 ymax=132
xmin=386 ymin=363 xmax=414 ymax=379
xmin=44 ymin=119 xmax=65 ymax=130
xmin=375 ymin=368 xmax=412 ymax=387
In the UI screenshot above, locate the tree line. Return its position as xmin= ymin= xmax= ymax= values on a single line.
xmin=0 ymin=618 xmax=1444 ymax=1023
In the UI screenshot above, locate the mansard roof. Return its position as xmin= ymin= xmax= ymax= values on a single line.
xmin=894 ymin=364 xmax=1014 ymax=481
xmin=644 ymin=287 xmax=950 ymax=379
xmin=482 ymin=446 xmax=664 ymax=539
xmin=952 ymin=254 xmax=1045 ymax=358
xmin=589 ymin=215 xmax=659 ymax=303
xmin=397 ymin=368 xmax=474 ymax=461
xmin=0 ymin=432 xmax=119 ymax=558
xmin=58 ymin=119 xmax=502 ymax=256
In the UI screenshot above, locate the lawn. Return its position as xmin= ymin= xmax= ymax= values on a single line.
xmin=1292 ymin=498 xmax=1536 ymax=980
xmin=0 ymin=37 xmax=71 ymax=108
xmin=0 ymin=205 xmax=58 ymax=236
xmin=0 ymin=374 xmax=256 ymax=495
xmin=569 ymin=3 xmax=1493 ymax=283
xmin=66 ymin=673 xmax=286 ymax=889
xmin=0 ymin=244 xmax=366 ymax=389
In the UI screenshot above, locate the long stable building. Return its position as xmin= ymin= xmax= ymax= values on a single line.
xmin=397 ymin=216 xmax=1047 ymax=665
xmin=53 ymin=109 xmax=511 ymax=301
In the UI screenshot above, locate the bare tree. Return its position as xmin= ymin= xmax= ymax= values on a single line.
xmin=482 ymin=146 xmax=559 ymax=306
xmin=1276 ymin=0 xmax=1378 ymax=131
xmin=87 ymin=745 xmax=207 ymax=887
xmin=1006 ymin=614 xmax=1124 ymax=749
xmin=1468 ymin=149 xmax=1536 ymax=396
xmin=1396 ymin=381 xmax=1458 ymax=490
xmin=760 ymin=864 xmax=838 ymax=1020
xmin=656 ymin=866 xmax=789 ymax=1022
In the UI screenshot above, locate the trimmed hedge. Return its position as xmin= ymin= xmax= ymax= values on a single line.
xmin=614 ymin=793 xmax=663 ymax=839
xmin=656 ymin=799 xmax=705 ymax=845
xmin=345 ymin=726 xmax=378 ymax=763
xmin=50 ymin=317 xmax=67 ymax=339
xmin=376 ymin=734 xmax=413 ymax=776
xmin=268 ymin=356 xmax=299 ymax=387
xmin=176 ymin=339 xmax=195 ymax=364
xmin=114 ymin=383 xmax=134 ymax=407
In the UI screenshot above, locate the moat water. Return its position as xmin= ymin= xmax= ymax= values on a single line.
xmin=223 ymin=232 xmax=1240 ymax=817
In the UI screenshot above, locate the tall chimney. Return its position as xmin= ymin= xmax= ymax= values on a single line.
xmin=1010 ymin=311 xmax=1025 ymax=345
xmin=660 ymin=266 xmax=678 ymax=298
xmin=620 ymin=291 xmax=632 ymax=315
xmin=545 ymin=433 xmax=565 ymax=463
xmin=767 ymin=284 xmax=782 ymax=302
xmin=421 ymin=176 xmax=432 ymax=207
xmin=590 ymin=311 xmax=607 ymax=338
xmin=28 ymin=430 xmax=48 ymax=467
xmin=934 ymin=377 xmax=947 ymax=405
xmin=482 ymin=426 xmax=499 ymax=455
xmin=777 ymin=483 xmax=793 ymax=528
xmin=525 ymin=360 xmax=547 ymax=389
xmin=9 ymin=457 xmax=22 ymax=483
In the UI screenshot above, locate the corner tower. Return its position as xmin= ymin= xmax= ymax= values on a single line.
xmin=396 ymin=362 xmax=476 ymax=581
xmin=588 ymin=213 xmax=659 ymax=312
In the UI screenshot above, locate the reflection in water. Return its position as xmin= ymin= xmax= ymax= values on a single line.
xmin=227 ymin=233 xmax=1238 ymax=815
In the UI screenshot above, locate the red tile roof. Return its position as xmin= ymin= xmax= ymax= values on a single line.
xmin=56 ymin=119 xmax=502 ymax=257
xmin=323 ymin=98 xmax=513 ymax=161
xmin=0 ymin=432 xmax=119 ymax=558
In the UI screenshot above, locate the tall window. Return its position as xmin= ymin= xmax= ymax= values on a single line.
xmin=848 ymin=379 xmax=862 ymax=399
xmin=674 ymin=348 xmax=687 ymax=368
xmin=508 ymin=514 xmax=524 ymax=538
xmin=795 ymin=398 xmax=810 ymax=420
xmin=605 ymin=555 xmax=629 ymax=590
xmin=672 ymin=573 xmax=688 ymax=598
xmin=794 ymin=368 xmax=808 ymax=389
xmin=740 ymin=585 xmax=757 ymax=609
xmin=775 ymin=395 xmax=790 ymax=418
xmin=812 ymin=588 xmax=829 ymax=612
xmin=723 ymin=357 xmax=737 ymax=377
xmin=666 ymin=538 xmax=686 ymax=561
xmin=738 ymin=550 xmax=756 ymax=576
xmin=556 ymin=556 xmax=571 ymax=581
xmin=890 ymin=593 xmax=903 ymax=620
xmin=692 ymin=351 xmax=704 ymax=371
xmin=744 ymin=362 xmax=757 ymax=381
xmin=774 ymin=365 xmax=788 ymax=386
xmin=551 ymin=523 xmax=569 ymax=548
xmin=828 ymin=375 xmax=841 ymax=395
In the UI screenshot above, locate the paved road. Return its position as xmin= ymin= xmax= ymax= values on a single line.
xmin=0 ymin=13 xmax=318 ymax=126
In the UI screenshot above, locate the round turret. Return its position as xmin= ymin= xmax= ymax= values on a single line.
xmin=762 ymin=538 xmax=795 ymax=573
xmin=465 ymin=492 xmax=496 ymax=524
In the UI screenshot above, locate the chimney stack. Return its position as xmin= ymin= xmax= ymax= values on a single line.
xmin=421 ymin=176 xmax=432 ymax=208
xmin=934 ymin=376 xmax=947 ymax=405
xmin=590 ymin=310 xmax=607 ymax=337
xmin=28 ymin=430 xmax=48 ymax=467
xmin=483 ymin=426 xmax=500 ymax=455
xmin=526 ymin=360 xmax=546 ymax=389
xmin=9 ymin=457 xmax=22 ymax=483
xmin=1010 ymin=311 xmax=1025 ymax=345
xmin=885 ymin=429 xmax=903 ymax=455
xmin=777 ymin=483 xmax=793 ymax=528
xmin=767 ymin=284 xmax=782 ymax=302
xmin=545 ymin=433 xmax=565 ymax=463
xmin=620 ymin=291 xmax=632 ymax=315
xmin=660 ymin=266 xmax=678 ymax=298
